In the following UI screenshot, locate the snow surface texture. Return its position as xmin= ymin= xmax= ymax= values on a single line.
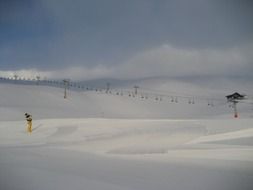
xmin=0 ymin=83 xmax=253 ymax=190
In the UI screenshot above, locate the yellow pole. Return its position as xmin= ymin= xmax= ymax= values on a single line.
xmin=27 ymin=121 xmax=32 ymax=133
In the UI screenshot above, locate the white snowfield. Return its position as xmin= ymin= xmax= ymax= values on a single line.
xmin=0 ymin=83 xmax=253 ymax=190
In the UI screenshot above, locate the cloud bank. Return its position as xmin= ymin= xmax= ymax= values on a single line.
xmin=1 ymin=44 xmax=252 ymax=80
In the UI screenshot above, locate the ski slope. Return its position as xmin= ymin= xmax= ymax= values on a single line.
xmin=1 ymin=82 xmax=251 ymax=121
xmin=0 ymin=83 xmax=253 ymax=190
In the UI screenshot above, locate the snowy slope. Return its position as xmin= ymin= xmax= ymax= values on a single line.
xmin=1 ymin=82 xmax=251 ymax=121
xmin=1 ymin=117 xmax=253 ymax=190
xmin=0 ymin=82 xmax=253 ymax=190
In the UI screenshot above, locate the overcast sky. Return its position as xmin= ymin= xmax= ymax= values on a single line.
xmin=0 ymin=0 xmax=252 ymax=80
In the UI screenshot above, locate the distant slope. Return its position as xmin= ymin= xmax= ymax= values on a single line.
xmin=0 ymin=82 xmax=251 ymax=121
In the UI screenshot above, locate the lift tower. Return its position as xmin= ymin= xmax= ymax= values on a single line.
xmin=226 ymin=92 xmax=245 ymax=118
xmin=63 ymin=79 xmax=70 ymax=99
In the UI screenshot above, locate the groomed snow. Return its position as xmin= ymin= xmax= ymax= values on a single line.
xmin=0 ymin=83 xmax=253 ymax=190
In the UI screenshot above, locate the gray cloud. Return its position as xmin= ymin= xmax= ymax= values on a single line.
xmin=0 ymin=0 xmax=252 ymax=80
xmin=115 ymin=44 xmax=253 ymax=79
xmin=1 ymin=43 xmax=252 ymax=81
